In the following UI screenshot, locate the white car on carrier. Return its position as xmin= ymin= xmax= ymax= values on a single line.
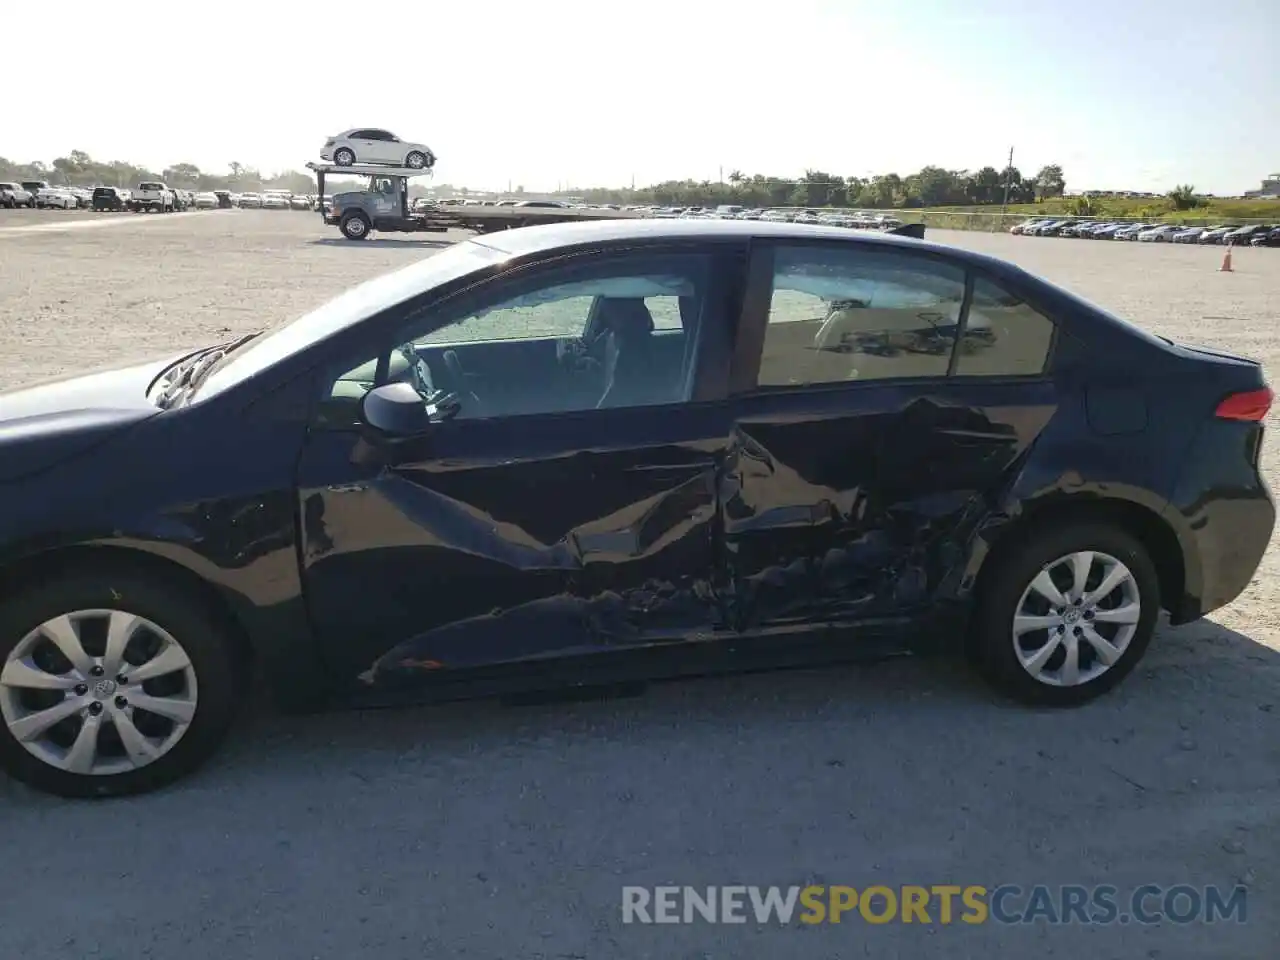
xmin=319 ymin=129 xmax=436 ymax=170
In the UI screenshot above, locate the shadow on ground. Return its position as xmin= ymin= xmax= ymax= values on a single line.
xmin=308 ymin=237 xmax=457 ymax=249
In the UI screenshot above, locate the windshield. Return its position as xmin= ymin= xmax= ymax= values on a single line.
xmin=195 ymin=240 xmax=507 ymax=398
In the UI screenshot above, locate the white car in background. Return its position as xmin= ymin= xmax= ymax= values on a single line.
xmin=238 ymin=193 xmax=262 ymax=208
xmin=319 ymin=129 xmax=436 ymax=170
xmin=36 ymin=186 xmax=77 ymax=209
xmin=193 ymin=192 xmax=218 ymax=209
xmin=261 ymin=190 xmax=291 ymax=210
xmin=1137 ymin=224 xmax=1181 ymax=242
xmin=0 ymin=182 xmax=35 ymax=207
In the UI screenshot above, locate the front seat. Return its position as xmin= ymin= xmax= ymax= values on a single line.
xmin=594 ymin=298 xmax=664 ymax=408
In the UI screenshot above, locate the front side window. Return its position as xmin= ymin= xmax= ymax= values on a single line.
xmin=758 ymin=244 xmax=967 ymax=387
xmin=196 ymin=241 xmax=507 ymax=399
xmin=323 ymin=252 xmax=711 ymax=424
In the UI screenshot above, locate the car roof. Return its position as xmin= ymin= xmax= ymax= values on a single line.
xmin=471 ymin=217 xmax=1010 ymax=271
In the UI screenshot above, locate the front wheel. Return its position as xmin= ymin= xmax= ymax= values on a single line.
xmin=334 ymin=147 xmax=355 ymax=166
xmin=970 ymin=522 xmax=1159 ymax=707
xmin=0 ymin=572 xmax=241 ymax=797
xmin=340 ymin=212 xmax=371 ymax=240
xmin=405 ymin=151 xmax=428 ymax=169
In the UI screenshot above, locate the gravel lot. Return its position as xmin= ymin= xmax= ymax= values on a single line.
xmin=0 ymin=210 xmax=1277 ymax=959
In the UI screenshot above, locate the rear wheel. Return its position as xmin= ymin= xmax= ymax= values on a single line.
xmin=971 ymin=522 xmax=1159 ymax=706
xmin=334 ymin=147 xmax=355 ymax=166
xmin=0 ymin=572 xmax=241 ymax=797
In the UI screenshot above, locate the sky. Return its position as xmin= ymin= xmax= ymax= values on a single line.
xmin=5 ymin=0 xmax=1277 ymax=195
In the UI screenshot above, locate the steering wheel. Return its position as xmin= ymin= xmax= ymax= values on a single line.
xmin=442 ymin=349 xmax=483 ymax=414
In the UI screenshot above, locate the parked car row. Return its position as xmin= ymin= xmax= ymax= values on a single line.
xmin=2 ymin=181 xmax=324 ymax=215
xmin=228 ymin=191 xmax=317 ymax=210
xmin=1 ymin=181 xmax=88 ymax=209
xmin=1013 ymin=218 xmax=1280 ymax=246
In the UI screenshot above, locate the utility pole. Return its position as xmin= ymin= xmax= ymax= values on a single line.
xmin=719 ymin=165 xmax=723 ymax=184
xmin=999 ymin=146 xmax=1014 ymax=216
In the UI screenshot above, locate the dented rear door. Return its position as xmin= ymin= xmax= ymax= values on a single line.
xmin=719 ymin=240 xmax=1059 ymax=631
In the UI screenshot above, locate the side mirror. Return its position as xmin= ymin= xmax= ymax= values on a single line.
xmin=359 ymin=382 xmax=432 ymax=439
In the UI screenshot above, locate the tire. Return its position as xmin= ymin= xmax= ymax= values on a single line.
xmin=334 ymin=147 xmax=355 ymax=166
xmin=970 ymin=521 xmax=1159 ymax=707
xmin=340 ymin=212 xmax=371 ymax=240
xmin=0 ymin=571 xmax=241 ymax=798
xmin=405 ymin=151 xmax=428 ymax=169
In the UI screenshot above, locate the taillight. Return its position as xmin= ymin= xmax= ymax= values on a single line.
xmin=1215 ymin=386 xmax=1273 ymax=421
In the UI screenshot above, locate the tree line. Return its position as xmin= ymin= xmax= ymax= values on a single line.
xmin=574 ymin=165 xmax=1067 ymax=209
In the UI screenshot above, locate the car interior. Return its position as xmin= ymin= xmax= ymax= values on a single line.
xmin=325 ymin=290 xmax=699 ymax=425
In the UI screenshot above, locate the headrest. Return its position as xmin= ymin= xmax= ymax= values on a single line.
xmin=597 ymin=298 xmax=654 ymax=339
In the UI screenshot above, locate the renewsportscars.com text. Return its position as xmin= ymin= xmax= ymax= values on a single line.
xmin=621 ymin=884 xmax=1248 ymax=926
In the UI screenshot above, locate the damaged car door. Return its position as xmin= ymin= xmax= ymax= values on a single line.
xmin=295 ymin=245 xmax=740 ymax=691
xmin=721 ymin=241 xmax=1057 ymax=635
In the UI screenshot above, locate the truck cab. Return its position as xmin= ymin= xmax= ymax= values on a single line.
xmin=326 ymin=173 xmax=433 ymax=239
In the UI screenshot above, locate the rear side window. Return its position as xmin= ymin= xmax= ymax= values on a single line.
xmin=954 ymin=278 xmax=1055 ymax=377
xmin=759 ymin=245 xmax=967 ymax=386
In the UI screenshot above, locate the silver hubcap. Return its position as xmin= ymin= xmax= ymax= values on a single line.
xmin=1012 ymin=551 xmax=1141 ymax=687
xmin=407 ymin=154 xmax=423 ymax=168
xmin=0 ymin=610 xmax=198 ymax=776
xmin=336 ymin=151 xmax=352 ymax=164
xmin=347 ymin=218 xmax=365 ymax=236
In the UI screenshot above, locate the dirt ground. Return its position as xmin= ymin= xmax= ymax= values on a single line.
xmin=0 ymin=208 xmax=1277 ymax=959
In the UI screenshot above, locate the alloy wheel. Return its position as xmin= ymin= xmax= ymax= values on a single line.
xmin=0 ymin=609 xmax=198 ymax=776
xmin=1011 ymin=551 xmax=1141 ymax=687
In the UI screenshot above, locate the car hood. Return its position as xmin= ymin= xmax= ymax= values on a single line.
xmin=0 ymin=353 xmax=182 ymax=483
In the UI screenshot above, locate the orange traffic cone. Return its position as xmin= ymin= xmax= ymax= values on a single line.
xmin=1220 ymin=243 xmax=1234 ymax=272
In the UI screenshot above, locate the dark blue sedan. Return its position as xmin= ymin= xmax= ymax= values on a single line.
xmin=0 ymin=219 xmax=1272 ymax=797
